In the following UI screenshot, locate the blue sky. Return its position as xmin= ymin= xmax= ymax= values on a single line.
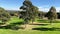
xmin=0 ymin=0 xmax=60 ymax=12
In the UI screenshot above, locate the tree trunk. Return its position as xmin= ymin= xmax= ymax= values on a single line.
xmin=32 ymin=19 xmax=34 ymax=24
xmin=50 ymin=20 xmax=54 ymax=25
xmin=24 ymin=24 xmax=27 ymax=28
xmin=32 ymin=20 xmax=34 ymax=24
xmin=50 ymin=20 xmax=52 ymax=25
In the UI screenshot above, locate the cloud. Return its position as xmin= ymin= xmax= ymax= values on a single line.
xmin=38 ymin=6 xmax=49 ymax=12
xmin=38 ymin=6 xmax=60 ymax=12
xmin=56 ymin=7 xmax=60 ymax=12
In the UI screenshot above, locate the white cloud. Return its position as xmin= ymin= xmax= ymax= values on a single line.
xmin=38 ymin=6 xmax=60 ymax=12
xmin=56 ymin=7 xmax=60 ymax=12
xmin=38 ymin=6 xmax=49 ymax=12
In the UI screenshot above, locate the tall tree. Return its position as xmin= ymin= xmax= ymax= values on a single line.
xmin=29 ymin=6 xmax=39 ymax=23
xmin=19 ymin=0 xmax=39 ymax=28
xmin=38 ymin=11 xmax=45 ymax=19
xmin=20 ymin=0 xmax=32 ymax=28
xmin=47 ymin=6 xmax=57 ymax=23
xmin=20 ymin=0 xmax=39 ymax=24
xmin=0 ymin=7 xmax=10 ymax=23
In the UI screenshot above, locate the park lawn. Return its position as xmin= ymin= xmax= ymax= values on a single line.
xmin=0 ymin=17 xmax=60 ymax=34
xmin=6 ymin=16 xmax=24 ymax=24
xmin=35 ymin=19 xmax=60 ymax=23
xmin=0 ymin=28 xmax=60 ymax=34
xmin=0 ymin=23 xmax=60 ymax=34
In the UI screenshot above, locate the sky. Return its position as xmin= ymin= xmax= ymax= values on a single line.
xmin=0 ymin=0 xmax=60 ymax=12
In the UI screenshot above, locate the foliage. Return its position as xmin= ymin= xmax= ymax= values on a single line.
xmin=47 ymin=6 xmax=57 ymax=20
xmin=23 ymin=0 xmax=33 ymax=7
xmin=47 ymin=6 xmax=57 ymax=23
xmin=38 ymin=11 xmax=45 ymax=19
xmin=0 ymin=7 xmax=10 ymax=22
xmin=20 ymin=0 xmax=39 ymax=24
xmin=57 ymin=13 xmax=60 ymax=19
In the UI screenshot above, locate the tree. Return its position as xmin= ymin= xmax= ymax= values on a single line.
xmin=47 ymin=6 xmax=57 ymax=23
xmin=38 ymin=11 xmax=45 ymax=19
xmin=19 ymin=0 xmax=31 ymax=28
xmin=20 ymin=0 xmax=39 ymax=23
xmin=29 ymin=6 xmax=39 ymax=23
xmin=19 ymin=0 xmax=39 ymax=28
xmin=0 ymin=7 xmax=10 ymax=23
xmin=57 ymin=12 xmax=60 ymax=19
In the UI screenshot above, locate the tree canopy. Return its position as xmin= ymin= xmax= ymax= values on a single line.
xmin=0 ymin=7 xmax=10 ymax=22
xmin=47 ymin=6 xmax=57 ymax=20
xmin=20 ymin=0 xmax=39 ymax=24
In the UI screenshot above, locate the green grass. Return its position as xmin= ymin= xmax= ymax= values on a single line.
xmin=0 ymin=23 xmax=60 ymax=34
xmin=36 ymin=19 xmax=49 ymax=23
xmin=35 ymin=19 xmax=60 ymax=23
xmin=0 ymin=17 xmax=60 ymax=34
xmin=0 ymin=29 xmax=60 ymax=34
xmin=6 ymin=16 xmax=24 ymax=24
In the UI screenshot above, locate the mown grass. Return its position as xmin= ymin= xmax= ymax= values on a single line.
xmin=6 ymin=16 xmax=24 ymax=24
xmin=0 ymin=28 xmax=60 ymax=34
xmin=0 ymin=23 xmax=60 ymax=34
xmin=35 ymin=19 xmax=60 ymax=23
xmin=0 ymin=17 xmax=60 ymax=34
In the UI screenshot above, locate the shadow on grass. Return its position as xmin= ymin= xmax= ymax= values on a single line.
xmin=10 ymin=22 xmax=24 ymax=25
xmin=37 ymin=20 xmax=60 ymax=23
xmin=30 ymin=24 xmax=49 ymax=26
xmin=32 ymin=27 xmax=60 ymax=31
xmin=0 ymin=25 xmax=20 ymax=30
xmin=0 ymin=22 xmax=24 ymax=30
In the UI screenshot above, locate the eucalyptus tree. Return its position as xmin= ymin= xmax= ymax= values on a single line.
xmin=30 ymin=6 xmax=39 ymax=23
xmin=0 ymin=7 xmax=10 ymax=23
xmin=47 ymin=6 xmax=57 ymax=23
xmin=20 ymin=0 xmax=39 ymax=24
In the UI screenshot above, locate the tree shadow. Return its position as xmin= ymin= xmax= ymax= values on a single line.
xmin=0 ymin=22 xmax=24 ymax=30
xmin=30 ymin=23 xmax=49 ymax=26
xmin=32 ymin=27 xmax=60 ymax=31
xmin=0 ymin=25 xmax=20 ymax=30
xmin=37 ymin=19 xmax=60 ymax=23
xmin=10 ymin=22 xmax=24 ymax=25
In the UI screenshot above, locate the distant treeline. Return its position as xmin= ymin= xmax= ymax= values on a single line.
xmin=6 ymin=10 xmax=60 ymax=19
